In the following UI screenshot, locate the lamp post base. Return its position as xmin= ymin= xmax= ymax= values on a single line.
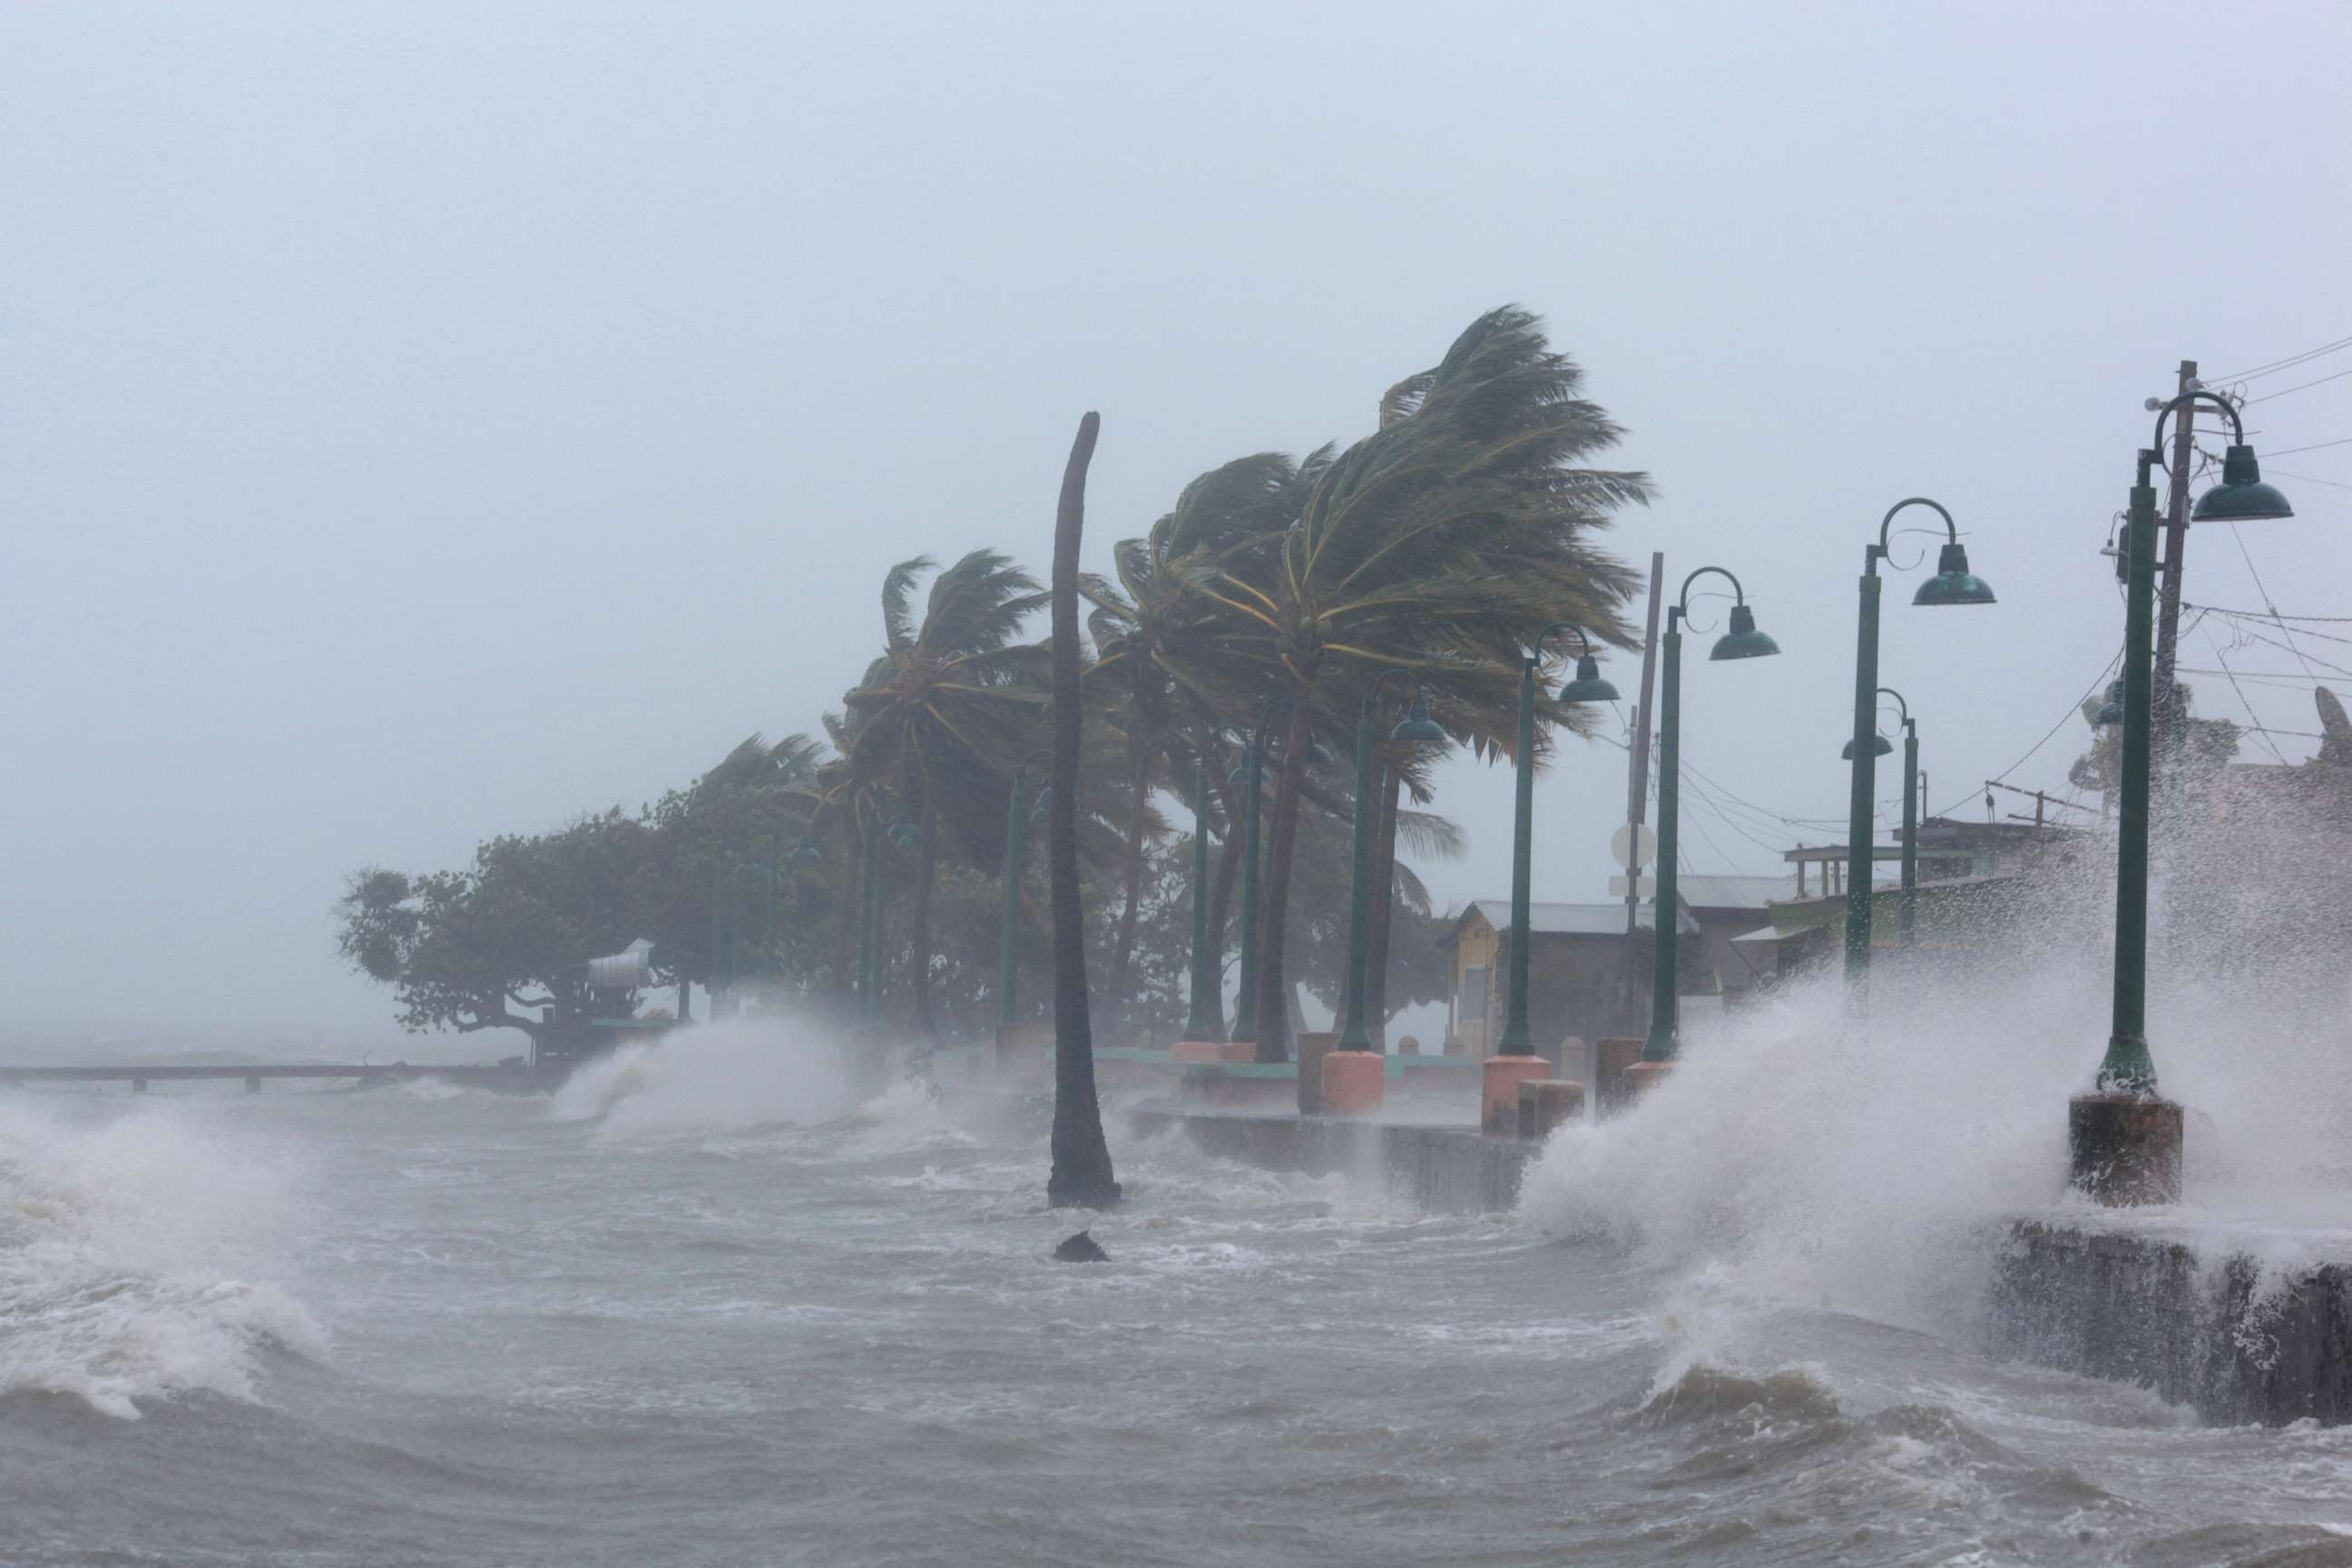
xmin=1319 ymin=1051 xmax=1386 ymax=1116
xmin=1481 ymin=1055 xmax=1552 ymax=1136
xmin=1171 ymin=1039 xmax=1256 ymax=1065
xmin=1294 ymin=1032 xmax=1338 ymax=1116
xmin=1619 ymin=1061 xmax=1677 ymax=1102
xmin=1516 ymin=1079 xmax=1585 ymax=1140
xmin=2068 ymin=1093 xmax=2183 ymax=1206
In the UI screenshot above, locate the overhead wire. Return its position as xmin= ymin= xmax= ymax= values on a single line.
xmin=2206 ymin=334 xmax=2352 ymax=386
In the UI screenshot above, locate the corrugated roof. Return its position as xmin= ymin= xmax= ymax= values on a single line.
xmin=1673 ymin=874 xmax=1789 ymax=911
xmin=1455 ymin=899 xmax=1700 ymax=939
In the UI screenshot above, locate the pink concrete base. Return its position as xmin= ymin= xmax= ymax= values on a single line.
xmin=1482 ymin=1055 xmax=1553 ymax=1135
xmin=1171 ymin=1039 xmax=1256 ymax=1064
xmin=1619 ymin=1060 xmax=1676 ymax=1101
xmin=1319 ymin=1051 xmax=1386 ymax=1116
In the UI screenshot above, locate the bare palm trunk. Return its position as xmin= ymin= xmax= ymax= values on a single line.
xmin=1047 ymin=412 xmax=1119 ymax=1210
xmin=908 ymin=797 xmax=941 ymax=1042
xmin=1200 ymin=775 xmax=1243 ymax=1040
xmin=1250 ymin=695 xmax=1312 ymax=1063
xmin=1365 ymin=761 xmax=1404 ymax=1052
xmin=830 ymin=831 xmax=862 ymax=1004
xmin=1105 ymin=742 xmax=1151 ymax=1033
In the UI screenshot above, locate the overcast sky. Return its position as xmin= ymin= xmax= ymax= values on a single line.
xmin=5 ymin=3 xmax=2347 ymax=1044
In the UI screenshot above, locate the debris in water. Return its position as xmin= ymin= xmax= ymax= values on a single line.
xmin=1054 ymin=1230 xmax=1109 ymax=1263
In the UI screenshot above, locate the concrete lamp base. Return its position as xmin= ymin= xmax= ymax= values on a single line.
xmin=1171 ymin=1039 xmax=1256 ymax=1065
xmin=1618 ymin=1061 xmax=1677 ymax=1102
xmin=1319 ymin=1051 xmax=1386 ymax=1116
xmin=1482 ymin=1055 xmax=1553 ymax=1136
xmin=1517 ymin=1079 xmax=1585 ymax=1141
xmin=1294 ymin=1032 xmax=1338 ymax=1116
xmin=2068 ymin=1093 xmax=2183 ymax=1206
xmin=1592 ymin=1037 xmax=1646 ymax=1117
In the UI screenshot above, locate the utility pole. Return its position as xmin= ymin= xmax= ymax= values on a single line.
xmin=2151 ymin=358 xmax=2199 ymax=762
xmin=1619 ymin=552 xmax=1665 ymax=1034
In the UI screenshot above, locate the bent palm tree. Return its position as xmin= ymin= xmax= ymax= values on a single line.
xmin=1048 ymin=413 xmax=1120 ymax=1209
xmin=837 ymin=551 xmax=1049 ymax=1039
xmin=1197 ymin=307 xmax=1650 ymax=1060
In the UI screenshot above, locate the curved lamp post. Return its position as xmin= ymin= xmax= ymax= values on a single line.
xmin=1845 ymin=501 xmax=1994 ymax=989
xmin=1494 ymin=622 xmax=1621 ymax=1060
xmin=1336 ymin=671 xmax=1447 ymax=1053
xmin=1842 ymin=688 xmax=1919 ymax=947
xmin=1643 ymin=568 xmax=1780 ymax=1063
xmin=995 ymin=760 xmax=1051 ymax=1034
xmin=2090 ymin=395 xmax=2291 ymax=1101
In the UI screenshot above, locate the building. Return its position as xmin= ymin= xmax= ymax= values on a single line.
xmin=1438 ymin=874 xmax=1787 ymax=1059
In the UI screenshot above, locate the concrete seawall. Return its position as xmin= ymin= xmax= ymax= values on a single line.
xmin=1126 ymin=1100 xmax=2352 ymax=1427
xmin=1991 ymin=1220 xmax=2352 ymax=1426
xmin=1126 ymin=1103 xmax=1534 ymax=1214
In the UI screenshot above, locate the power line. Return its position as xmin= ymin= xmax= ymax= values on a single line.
xmin=2200 ymin=622 xmax=2290 ymax=764
xmin=2264 ymin=436 xmax=2352 ymax=458
xmin=2207 ymin=334 xmax=2352 ymax=386
xmin=2244 ymin=365 xmax=2352 ymax=406
xmin=1938 ymin=648 xmax=2122 ymax=817
xmin=2186 ymin=601 xmax=2352 ymax=623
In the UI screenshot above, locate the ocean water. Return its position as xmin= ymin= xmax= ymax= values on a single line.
xmin=5 ymin=1009 xmax=2352 ymax=1567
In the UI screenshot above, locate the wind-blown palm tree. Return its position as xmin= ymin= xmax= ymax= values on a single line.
xmin=1196 ymin=307 xmax=1650 ymax=1060
xmin=1083 ymin=453 xmax=1308 ymax=1028
xmin=836 ymin=550 xmax=1049 ymax=1039
xmin=1048 ymin=413 xmax=1120 ymax=1209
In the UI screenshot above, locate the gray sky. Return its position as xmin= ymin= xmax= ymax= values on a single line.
xmin=5 ymin=2 xmax=2347 ymax=1043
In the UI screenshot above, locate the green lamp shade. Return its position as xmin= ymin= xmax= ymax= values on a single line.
xmin=1710 ymin=603 xmax=1781 ymax=661
xmin=1914 ymin=542 xmax=1997 ymax=606
xmin=1557 ymin=654 xmax=1622 ymax=704
xmin=1840 ymin=734 xmax=1895 ymax=760
xmin=1390 ymin=693 xmax=1448 ymax=744
xmin=1225 ymin=765 xmax=1248 ymax=788
xmin=2190 ymin=446 xmax=2293 ymax=523
xmin=789 ymin=837 xmax=822 ymax=866
xmin=2093 ymin=681 xmax=2123 ymax=728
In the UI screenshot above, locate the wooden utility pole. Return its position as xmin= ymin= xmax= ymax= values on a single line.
xmin=1619 ymin=553 xmax=1665 ymax=1034
xmin=2151 ymin=358 xmax=2199 ymax=762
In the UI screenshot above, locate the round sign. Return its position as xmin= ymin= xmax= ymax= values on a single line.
xmin=1610 ymin=821 xmax=1658 ymax=869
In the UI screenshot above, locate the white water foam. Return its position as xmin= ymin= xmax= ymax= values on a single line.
xmin=0 ymin=1100 xmax=322 ymax=1418
xmin=548 ymin=1015 xmax=871 ymax=1134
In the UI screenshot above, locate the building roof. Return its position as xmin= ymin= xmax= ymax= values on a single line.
xmin=1448 ymin=898 xmax=1700 ymax=943
xmin=1672 ymin=874 xmax=1789 ymax=912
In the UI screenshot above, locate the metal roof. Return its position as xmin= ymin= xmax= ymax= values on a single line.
xmin=1672 ymin=874 xmax=1790 ymax=911
xmin=1452 ymin=899 xmax=1700 ymax=940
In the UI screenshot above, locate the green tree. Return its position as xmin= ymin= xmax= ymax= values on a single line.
xmin=1199 ymin=307 xmax=1648 ymax=1059
xmin=837 ymin=550 xmax=1050 ymax=1039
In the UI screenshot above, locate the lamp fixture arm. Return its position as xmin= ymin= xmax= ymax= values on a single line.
xmin=1364 ymin=666 xmax=1421 ymax=720
xmin=1528 ymin=619 xmax=1596 ymax=671
xmin=1676 ymin=565 xmax=1749 ymax=620
xmin=1874 ymin=497 xmax=1959 ymax=566
xmin=1876 ymin=686 xmax=1909 ymax=727
xmin=2151 ymin=389 xmax=2246 ymax=467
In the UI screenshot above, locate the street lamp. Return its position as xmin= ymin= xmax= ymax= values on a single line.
xmin=1642 ymin=568 xmax=1781 ymax=1065
xmin=2074 ymin=391 xmax=2291 ymax=1202
xmin=1228 ymin=700 xmax=1318 ymax=1060
xmin=1845 ymin=500 xmax=1994 ymax=989
xmin=1841 ymin=688 xmax=1920 ymax=947
xmin=1336 ymin=671 xmax=1447 ymax=1054
xmin=1494 ymin=622 xmax=1621 ymax=1060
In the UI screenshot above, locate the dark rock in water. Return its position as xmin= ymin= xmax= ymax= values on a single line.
xmin=1054 ymin=1230 xmax=1109 ymax=1263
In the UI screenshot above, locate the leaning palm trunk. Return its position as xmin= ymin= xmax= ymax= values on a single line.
xmin=1200 ymin=777 xmax=1243 ymax=1040
xmin=908 ymin=798 xmax=942 ymax=1041
xmin=1364 ymin=761 xmax=1402 ymax=1051
xmin=1249 ymin=697 xmax=1312 ymax=1063
xmin=1047 ymin=413 xmax=1120 ymax=1210
xmin=1105 ymin=746 xmax=1151 ymax=1033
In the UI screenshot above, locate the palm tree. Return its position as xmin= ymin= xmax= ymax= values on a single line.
xmin=1083 ymin=453 xmax=1306 ymax=1031
xmin=1197 ymin=307 xmax=1650 ymax=1060
xmin=1048 ymin=413 xmax=1120 ymax=1209
xmin=836 ymin=550 xmax=1050 ymax=1039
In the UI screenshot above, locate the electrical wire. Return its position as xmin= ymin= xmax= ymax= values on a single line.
xmin=2244 ymin=365 xmax=2352 ymax=406
xmin=1936 ymin=648 xmax=2122 ymax=817
xmin=2200 ymin=622 xmax=2290 ymax=764
xmin=2263 ymin=436 xmax=2352 ymax=458
xmin=2207 ymin=335 xmax=2352 ymax=386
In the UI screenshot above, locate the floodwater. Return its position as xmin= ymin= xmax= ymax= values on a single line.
xmin=6 ymin=990 xmax=2352 ymax=1567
